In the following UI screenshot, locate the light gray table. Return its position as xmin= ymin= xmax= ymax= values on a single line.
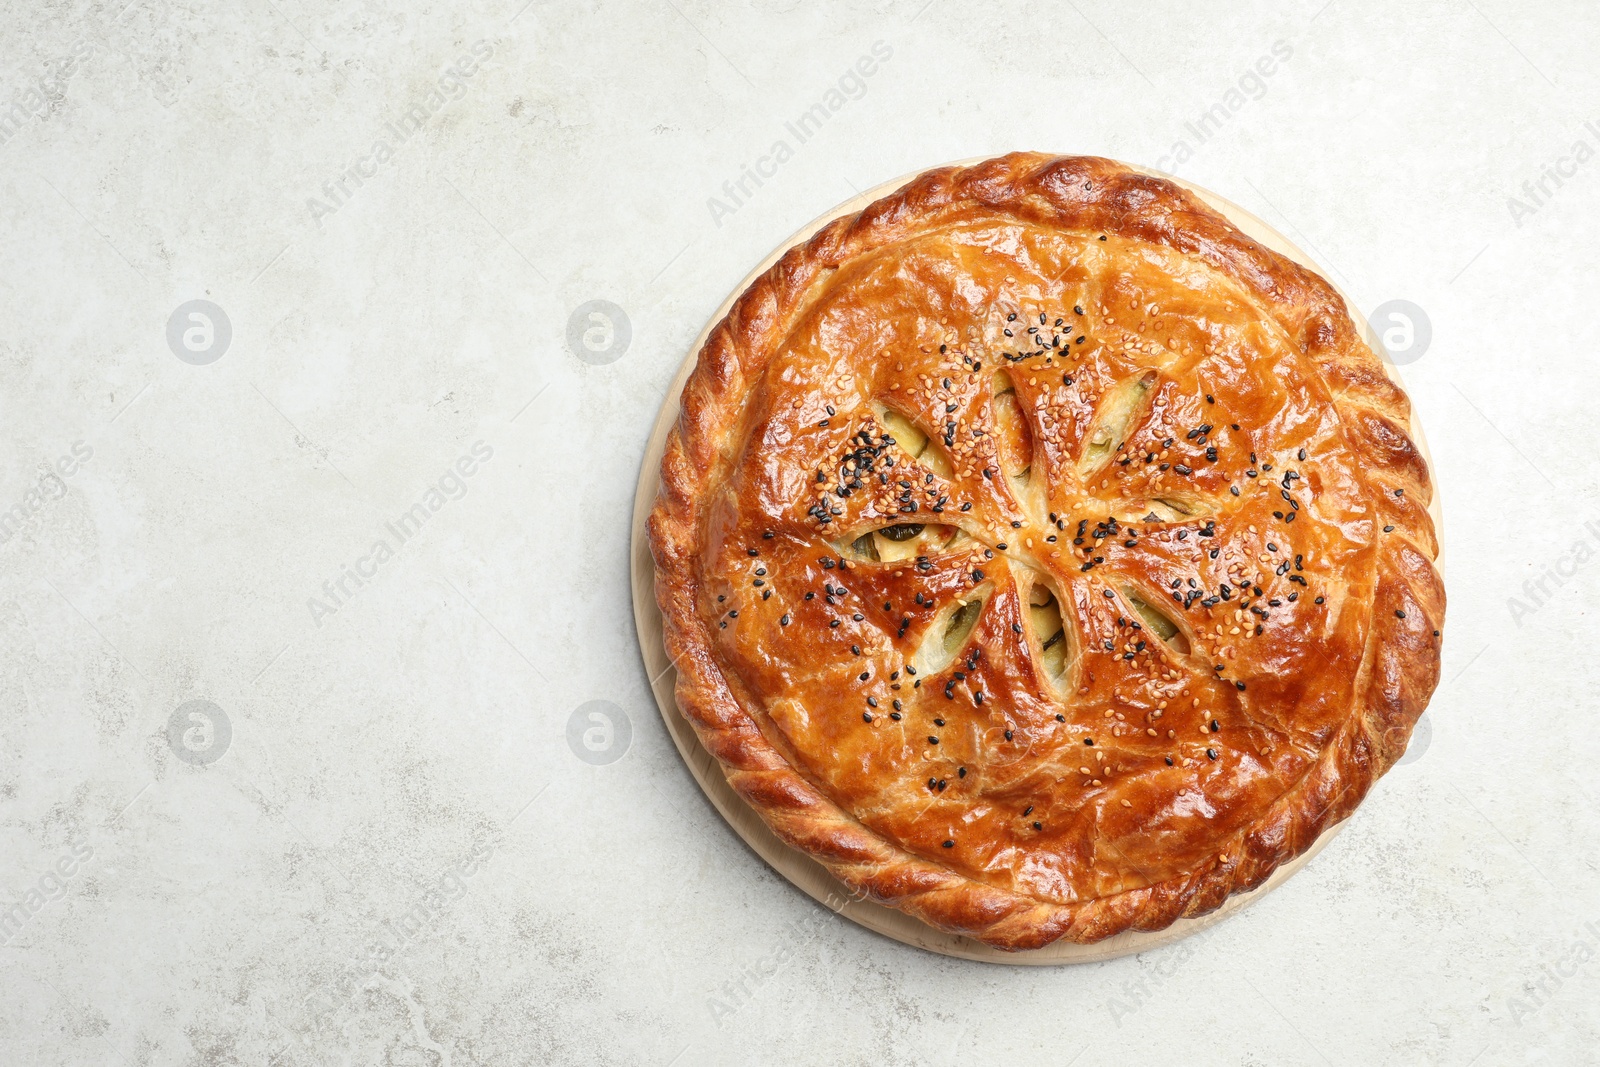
xmin=1 ymin=2 xmax=1592 ymax=1064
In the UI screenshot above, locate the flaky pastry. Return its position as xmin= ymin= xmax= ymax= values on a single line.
xmin=649 ymin=154 xmax=1444 ymax=950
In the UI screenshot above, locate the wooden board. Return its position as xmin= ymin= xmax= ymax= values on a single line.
xmin=629 ymin=159 xmax=1444 ymax=964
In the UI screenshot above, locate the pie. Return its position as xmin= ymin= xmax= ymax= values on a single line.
xmin=648 ymin=154 xmax=1444 ymax=950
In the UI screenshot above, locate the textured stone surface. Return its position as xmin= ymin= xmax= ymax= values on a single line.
xmin=0 ymin=1 xmax=1595 ymax=1064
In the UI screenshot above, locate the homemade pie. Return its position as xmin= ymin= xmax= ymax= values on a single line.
xmin=648 ymin=154 xmax=1444 ymax=950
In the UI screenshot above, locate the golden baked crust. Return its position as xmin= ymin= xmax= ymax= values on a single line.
xmin=648 ymin=154 xmax=1444 ymax=950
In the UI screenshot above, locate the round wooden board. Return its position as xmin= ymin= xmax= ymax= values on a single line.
xmin=629 ymin=158 xmax=1445 ymax=964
